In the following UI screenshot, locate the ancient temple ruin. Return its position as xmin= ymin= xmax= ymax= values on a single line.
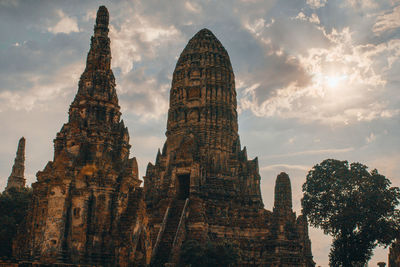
xmin=12 ymin=6 xmax=315 ymax=267
xmin=5 ymin=137 xmax=26 ymax=191
xmin=144 ymin=29 xmax=314 ymax=266
xmin=14 ymin=6 xmax=151 ymax=266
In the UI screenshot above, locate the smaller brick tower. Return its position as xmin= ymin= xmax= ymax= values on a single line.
xmin=5 ymin=137 xmax=26 ymax=191
xmin=274 ymin=172 xmax=292 ymax=215
xmin=267 ymin=172 xmax=314 ymax=266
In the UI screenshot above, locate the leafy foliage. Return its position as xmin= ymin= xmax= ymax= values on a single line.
xmin=0 ymin=187 xmax=32 ymax=258
xmin=181 ymin=239 xmax=239 ymax=267
xmin=302 ymin=159 xmax=400 ymax=267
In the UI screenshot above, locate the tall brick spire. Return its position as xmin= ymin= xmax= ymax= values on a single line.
xmin=5 ymin=137 xmax=25 ymax=191
xmin=55 ymin=5 xmax=126 ymax=161
xmin=15 ymin=7 xmax=151 ymax=266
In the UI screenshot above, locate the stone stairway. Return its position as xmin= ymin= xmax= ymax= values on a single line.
xmin=119 ymin=189 xmax=142 ymax=235
xmin=152 ymin=199 xmax=186 ymax=266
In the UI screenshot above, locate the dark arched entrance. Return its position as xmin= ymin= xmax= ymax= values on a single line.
xmin=177 ymin=174 xmax=190 ymax=199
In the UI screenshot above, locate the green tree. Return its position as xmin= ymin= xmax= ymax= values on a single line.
xmin=181 ymin=239 xmax=239 ymax=267
xmin=302 ymin=159 xmax=400 ymax=267
xmin=0 ymin=187 xmax=32 ymax=258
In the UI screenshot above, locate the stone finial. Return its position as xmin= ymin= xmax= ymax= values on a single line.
xmin=377 ymin=262 xmax=386 ymax=267
xmin=273 ymin=172 xmax=292 ymax=213
xmin=94 ymin=6 xmax=109 ymax=37
xmin=86 ymin=5 xmax=111 ymax=71
xmin=96 ymin=6 xmax=109 ymax=27
xmin=156 ymin=149 xmax=161 ymax=165
xmin=5 ymin=137 xmax=26 ymax=191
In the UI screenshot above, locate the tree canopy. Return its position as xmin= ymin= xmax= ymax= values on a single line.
xmin=302 ymin=159 xmax=400 ymax=266
xmin=0 ymin=187 xmax=32 ymax=258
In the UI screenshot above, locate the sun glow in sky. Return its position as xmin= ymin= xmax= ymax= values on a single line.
xmin=0 ymin=0 xmax=399 ymax=266
xmin=313 ymin=71 xmax=349 ymax=93
xmin=325 ymin=74 xmax=348 ymax=88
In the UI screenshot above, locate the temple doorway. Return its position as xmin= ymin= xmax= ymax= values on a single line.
xmin=177 ymin=174 xmax=190 ymax=199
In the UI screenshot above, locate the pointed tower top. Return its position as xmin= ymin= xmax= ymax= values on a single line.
xmin=17 ymin=137 xmax=25 ymax=155
xmin=5 ymin=137 xmax=26 ymax=191
xmin=183 ymin=28 xmax=228 ymax=56
xmin=94 ymin=6 xmax=109 ymax=37
xmin=194 ymin=28 xmax=215 ymax=38
xmin=68 ymin=5 xmax=119 ymax=126
xmin=96 ymin=6 xmax=109 ymax=26
xmin=274 ymin=172 xmax=292 ymax=213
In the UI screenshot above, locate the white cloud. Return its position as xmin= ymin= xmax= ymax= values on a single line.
xmin=48 ymin=10 xmax=79 ymax=34
xmin=240 ymin=26 xmax=400 ymax=124
xmin=84 ymin=9 xmax=97 ymax=22
xmin=366 ymin=132 xmax=376 ymax=143
xmin=185 ymin=1 xmax=202 ymax=13
xmin=295 ymin=12 xmax=320 ymax=24
xmin=244 ymin=17 xmax=274 ymax=37
xmin=306 ymin=0 xmax=327 ymax=9
xmin=345 ymin=0 xmax=379 ymax=10
xmin=109 ymin=14 xmax=182 ymax=74
xmin=117 ymin=68 xmax=169 ymax=120
xmin=0 ymin=62 xmax=82 ymax=112
xmin=373 ymin=5 xmax=400 ymax=34
xmin=261 ymin=164 xmax=310 ymax=171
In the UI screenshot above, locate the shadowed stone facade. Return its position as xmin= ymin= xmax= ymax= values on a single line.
xmin=5 ymin=137 xmax=26 ymax=191
xmin=144 ymin=29 xmax=314 ymax=266
xmin=14 ymin=6 xmax=151 ymax=266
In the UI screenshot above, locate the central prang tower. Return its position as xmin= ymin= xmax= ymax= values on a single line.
xmin=144 ymin=29 xmax=314 ymax=266
xmin=145 ymin=28 xmax=262 ymax=206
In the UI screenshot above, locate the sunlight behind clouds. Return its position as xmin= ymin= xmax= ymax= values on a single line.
xmin=240 ymin=12 xmax=400 ymax=125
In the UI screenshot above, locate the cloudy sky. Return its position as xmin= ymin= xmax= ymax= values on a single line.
xmin=1 ymin=0 xmax=399 ymax=265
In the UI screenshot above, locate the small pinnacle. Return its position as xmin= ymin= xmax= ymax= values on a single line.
xmin=197 ymin=28 xmax=214 ymax=36
xmin=94 ymin=6 xmax=109 ymax=37
xmin=6 ymin=137 xmax=26 ymax=191
xmin=96 ymin=6 xmax=109 ymax=28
